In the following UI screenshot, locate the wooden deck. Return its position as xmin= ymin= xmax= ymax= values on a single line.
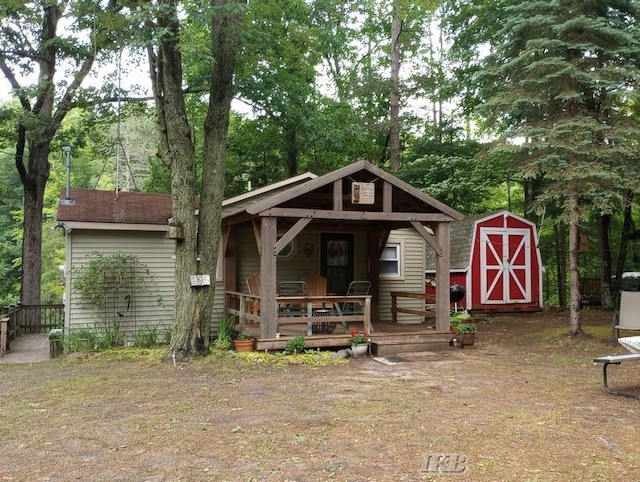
xmin=0 ymin=333 xmax=51 ymax=364
xmin=244 ymin=321 xmax=453 ymax=354
xmin=0 ymin=323 xmax=455 ymax=363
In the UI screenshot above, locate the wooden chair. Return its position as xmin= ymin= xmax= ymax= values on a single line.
xmin=246 ymin=273 xmax=261 ymax=315
xmin=612 ymin=291 xmax=640 ymax=341
xmin=302 ymin=274 xmax=328 ymax=310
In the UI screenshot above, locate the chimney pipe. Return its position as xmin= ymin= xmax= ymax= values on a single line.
xmin=60 ymin=146 xmax=75 ymax=206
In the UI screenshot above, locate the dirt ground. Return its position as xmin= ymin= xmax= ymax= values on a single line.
xmin=1 ymin=309 xmax=639 ymax=481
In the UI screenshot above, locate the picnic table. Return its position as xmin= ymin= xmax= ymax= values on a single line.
xmin=593 ymin=336 xmax=640 ymax=399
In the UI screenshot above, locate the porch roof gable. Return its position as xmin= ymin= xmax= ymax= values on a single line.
xmin=245 ymin=160 xmax=464 ymax=220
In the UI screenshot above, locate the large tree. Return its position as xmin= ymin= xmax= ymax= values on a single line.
xmin=479 ymin=0 xmax=640 ymax=333
xmin=0 ymin=0 xmax=128 ymax=305
xmin=146 ymin=0 xmax=246 ymax=360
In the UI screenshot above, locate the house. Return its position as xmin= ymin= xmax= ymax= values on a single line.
xmin=425 ymin=210 xmax=543 ymax=313
xmin=57 ymin=161 xmax=464 ymax=344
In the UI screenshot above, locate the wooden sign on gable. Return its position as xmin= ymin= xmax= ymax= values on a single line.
xmin=351 ymin=182 xmax=375 ymax=204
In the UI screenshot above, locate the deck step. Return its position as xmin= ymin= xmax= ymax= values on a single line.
xmin=371 ymin=335 xmax=451 ymax=356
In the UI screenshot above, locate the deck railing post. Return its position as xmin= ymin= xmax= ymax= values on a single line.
xmin=0 ymin=318 xmax=7 ymax=357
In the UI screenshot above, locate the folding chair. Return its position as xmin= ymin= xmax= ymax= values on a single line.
xmin=277 ymin=281 xmax=307 ymax=315
xmin=612 ymin=291 xmax=640 ymax=342
xmin=334 ymin=281 xmax=372 ymax=333
xmin=277 ymin=280 xmax=307 ymax=334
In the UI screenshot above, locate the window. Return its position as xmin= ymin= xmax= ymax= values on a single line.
xmin=276 ymin=235 xmax=296 ymax=258
xmin=380 ymin=243 xmax=401 ymax=278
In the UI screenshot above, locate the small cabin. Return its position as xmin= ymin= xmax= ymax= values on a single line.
xmin=57 ymin=161 xmax=464 ymax=345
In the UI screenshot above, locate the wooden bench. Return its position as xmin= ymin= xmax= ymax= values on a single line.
xmin=593 ymin=354 xmax=640 ymax=399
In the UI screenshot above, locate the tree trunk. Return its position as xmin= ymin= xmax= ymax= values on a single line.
xmin=597 ymin=213 xmax=613 ymax=310
xmin=568 ymin=192 xmax=581 ymax=335
xmin=284 ymin=121 xmax=298 ymax=177
xmin=199 ymin=0 xmax=246 ymax=343
xmin=613 ymin=190 xmax=634 ymax=308
xmin=151 ymin=0 xmax=202 ymax=362
xmin=20 ymin=143 xmax=51 ymax=306
xmin=389 ymin=6 xmax=402 ymax=171
xmin=555 ymin=223 xmax=567 ymax=310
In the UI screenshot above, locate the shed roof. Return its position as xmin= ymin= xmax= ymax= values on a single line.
xmin=425 ymin=210 xmax=536 ymax=271
xmin=57 ymin=189 xmax=173 ymax=225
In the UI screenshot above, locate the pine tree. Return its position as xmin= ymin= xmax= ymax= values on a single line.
xmin=481 ymin=0 xmax=640 ymax=333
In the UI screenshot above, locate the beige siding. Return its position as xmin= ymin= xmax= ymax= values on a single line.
xmin=66 ymin=230 xmax=175 ymax=341
xmin=234 ymin=225 xmax=370 ymax=294
xmin=378 ymin=229 xmax=425 ymax=324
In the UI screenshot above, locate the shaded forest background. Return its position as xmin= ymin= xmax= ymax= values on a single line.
xmin=1 ymin=0 xmax=640 ymax=317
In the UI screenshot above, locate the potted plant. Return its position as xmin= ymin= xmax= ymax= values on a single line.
xmin=349 ymin=332 xmax=369 ymax=356
xmin=450 ymin=321 xmax=476 ymax=347
xmin=233 ymin=332 xmax=255 ymax=352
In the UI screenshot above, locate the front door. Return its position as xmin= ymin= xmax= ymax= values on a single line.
xmin=321 ymin=233 xmax=354 ymax=295
xmin=480 ymin=228 xmax=531 ymax=304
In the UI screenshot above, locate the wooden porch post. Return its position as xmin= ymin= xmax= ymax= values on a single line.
xmin=434 ymin=222 xmax=451 ymax=332
xmin=222 ymin=226 xmax=236 ymax=313
xmin=260 ymin=217 xmax=278 ymax=339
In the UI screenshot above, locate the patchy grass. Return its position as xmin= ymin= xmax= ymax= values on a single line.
xmin=1 ymin=309 xmax=639 ymax=481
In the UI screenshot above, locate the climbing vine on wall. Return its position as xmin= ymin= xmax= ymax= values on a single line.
xmin=73 ymin=251 xmax=152 ymax=318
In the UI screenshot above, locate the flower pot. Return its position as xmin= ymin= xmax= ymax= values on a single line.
xmin=351 ymin=343 xmax=368 ymax=357
xmin=458 ymin=332 xmax=476 ymax=346
xmin=234 ymin=338 xmax=255 ymax=352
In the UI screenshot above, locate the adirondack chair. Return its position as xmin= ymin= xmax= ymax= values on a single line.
xmin=302 ymin=274 xmax=328 ymax=310
xmin=246 ymin=274 xmax=261 ymax=315
xmin=612 ymin=291 xmax=640 ymax=341
xmin=334 ymin=280 xmax=372 ymax=332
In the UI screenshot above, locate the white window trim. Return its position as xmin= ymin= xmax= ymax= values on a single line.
xmin=380 ymin=241 xmax=404 ymax=280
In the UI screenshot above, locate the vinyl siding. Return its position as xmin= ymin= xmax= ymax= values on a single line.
xmin=378 ymin=229 xmax=425 ymax=324
xmin=65 ymin=230 xmax=175 ymax=341
xmin=235 ymin=224 xmax=365 ymax=292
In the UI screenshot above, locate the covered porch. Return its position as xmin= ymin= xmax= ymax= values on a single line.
xmin=220 ymin=161 xmax=464 ymax=349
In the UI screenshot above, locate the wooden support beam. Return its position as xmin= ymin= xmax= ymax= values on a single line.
xmin=273 ymin=218 xmax=312 ymax=256
xmin=261 ymin=207 xmax=453 ymax=222
xmin=260 ymin=217 xmax=278 ymax=339
xmin=251 ymin=219 xmax=261 ymax=256
xmin=383 ymin=181 xmax=392 ymax=212
xmin=411 ymin=221 xmax=442 ymax=257
xmin=333 ymin=179 xmax=342 ymax=210
xmin=434 ymin=223 xmax=451 ymax=332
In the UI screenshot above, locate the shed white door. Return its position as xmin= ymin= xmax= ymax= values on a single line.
xmin=480 ymin=228 xmax=531 ymax=304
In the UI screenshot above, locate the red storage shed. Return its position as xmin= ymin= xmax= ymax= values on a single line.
xmin=426 ymin=210 xmax=543 ymax=313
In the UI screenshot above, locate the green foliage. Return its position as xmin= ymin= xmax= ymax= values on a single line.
xmin=282 ymin=335 xmax=305 ymax=355
xmin=235 ymin=331 xmax=253 ymax=341
xmin=213 ymin=315 xmax=236 ymax=351
xmin=348 ymin=333 xmax=368 ymax=345
xmin=73 ymin=252 xmax=151 ymax=309
xmin=63 ymin=329 xmax=97 ymax=352
xmin=450 ymin=312 xmax=477 ymax=333
xmin=227 ymin=349 xmax=349 ymax=366
xmin=133 ymin=327 xmax=160 ymax=348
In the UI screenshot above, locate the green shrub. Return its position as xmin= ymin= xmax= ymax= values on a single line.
xmin=213 ymin=315 xmax=236 ymax=351
xmin=283 ymin=335 xmax=305 ymax=355
xmin=134 ymin=327 xmax=159 ymax=347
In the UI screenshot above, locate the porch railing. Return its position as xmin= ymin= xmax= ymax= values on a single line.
xmin=390 ymin=291 xmax=435 ymax=323
xmin=0 ymin=304 xmax=64 ymax=357
xmin=225 ymin=291 xmax=372 ymax=337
